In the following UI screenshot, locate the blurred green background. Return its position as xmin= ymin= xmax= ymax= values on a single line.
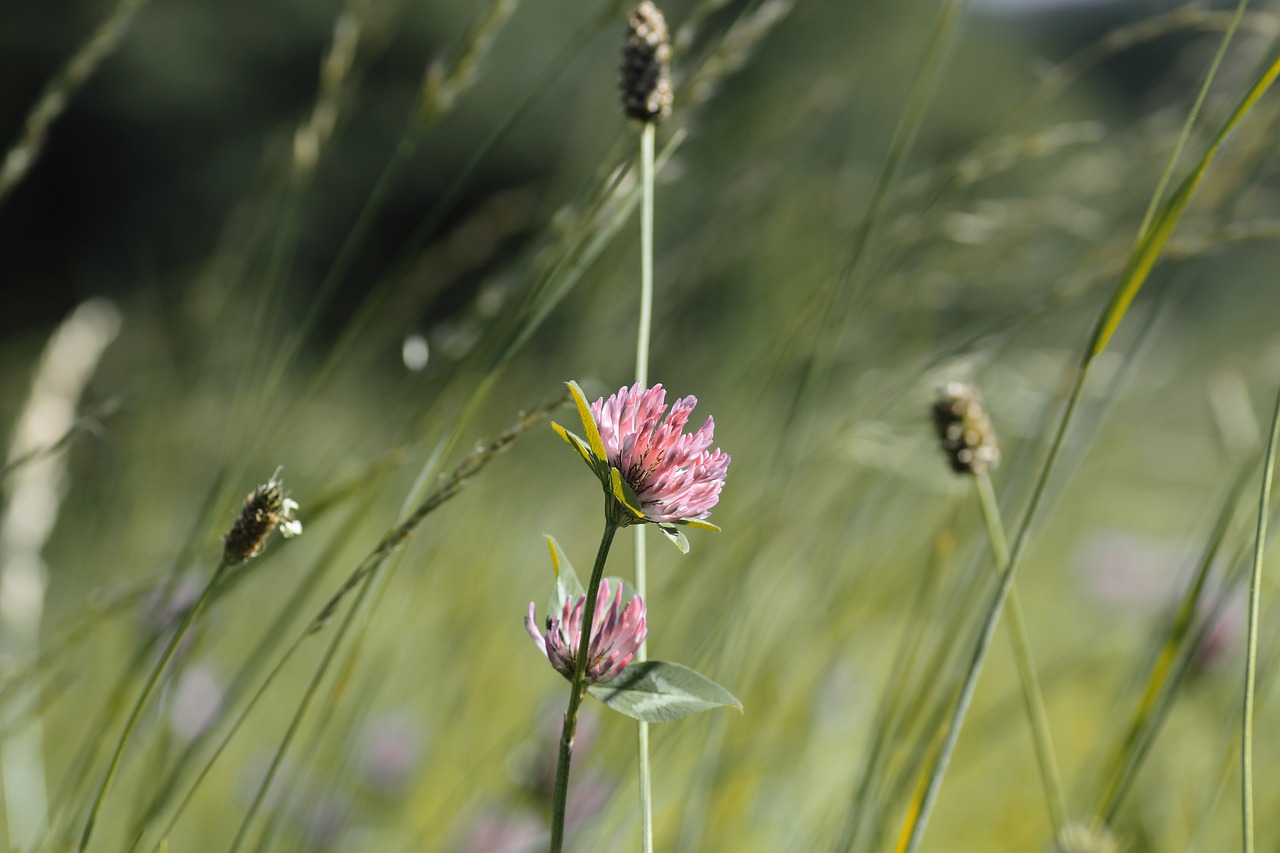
xmin=4 ymin=0 xmax=1280 ymax=850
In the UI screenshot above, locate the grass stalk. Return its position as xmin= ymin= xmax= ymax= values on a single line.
xmin=1094 ymin=460 xmax=1254 ymax=823
xmin=1132 ymin=0 xmax=1249 ymax=244
xmin=78 ymin=558 xmax=231 ymax=852
xmin=1241 ymin=384 xmax=1280 ymax=853
xmin=0 ymin=0 xmax=153 ymax=208
xmin=973 ymin=472 xmax=1067 ymax=834
xmin=226 ymin=563 xmax=379 ymax=853
xmin=834 ymin=522 xmax=956 ymax=853
xmin=896 ymin=362 xmax=1087 ymax=853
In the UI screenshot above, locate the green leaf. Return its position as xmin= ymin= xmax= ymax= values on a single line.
xmin=677 ymin=518 xmax=720 ymax=532
xmin=551 ymin=422 xmax=611 ymax=482
xmin=566 ymin=381 xmax=609 ymax=464
xmin=655 ymin=523 xmax=689 ymax=554
xmin=609 ymin=469 xmax=645 ymax=521
xmin=543 ymin=535 xmax=584 ymax=612
xmin=588 ymin=661 xmax=743 ymax=722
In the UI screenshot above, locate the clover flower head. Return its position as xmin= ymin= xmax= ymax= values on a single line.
xmin=553 ymin=381 xmax=730 ymax=537
xmin=526 ymin=579 xmax=646 ymax=685
xmin=591 ymin=382 xmax=730 ymax=523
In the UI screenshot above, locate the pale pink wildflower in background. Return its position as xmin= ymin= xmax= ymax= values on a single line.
xmin=526 ymin=580 xmax=646 ymax=685
xmin=590 ymin=382 xmax=730 ymax=523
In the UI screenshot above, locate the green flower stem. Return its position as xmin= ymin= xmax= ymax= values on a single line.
xmin=634 ymin=526 xmax=653 ymax=852
xmin=1242 ymin=384 xmax=1280 ymax=853
xmin=549 ymin=517 xmax=620 ymax=853
xmin=78 ymin=557 xmax=231 ymax=852
xmin=634 ymin=119 xmax=656 ymax=853
xmin=974 ymin=472 xmax=1066 ymax=834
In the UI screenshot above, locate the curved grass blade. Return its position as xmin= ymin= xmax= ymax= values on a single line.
xmin=77 ymin=560 xmax=230 ymax=852
xmin=1094 ymin=460 xmax=1255 ymax=822
xmin=781 ymin=0 xmax=967 ymax=445
xmin=1241 ymin=384 xmax=1280 ymax=853
xmin=126 ymin=497 xmax=377 ymax=852
xmin=834 ymin=521 xmax=956 ymax=853
xmin=1088 ymin=48 xmax=1280 ymax=361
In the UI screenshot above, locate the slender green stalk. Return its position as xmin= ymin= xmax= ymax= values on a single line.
xmin=0 ymin=0 xmax=153 ymax=208
xmin=1241 ymin=384 xmax=1280 ymax=853
xmin=636 ymin=122 xmax=655 ymax=390
xmin=973 ymin=472 xmax=1066 ymax=834
xmin=227 ymin=562 xmax=380 ymax=853
xmin=834 ymin=522 xmax=956 ymax=853
xmin=78 ymin=558 xmax=231 ymax=852
xmin=1094 ymin=460 xmax=1254 ymax=823
xmin=897 ymin=365 xmax=1087 ymax=853
xmin=634 ymin=523 xmax=653 ymax=851
xmin=634 ymin=117 xmax=657 ymax=853
xmin=151 ymin=632 xmax=307 ymax=849
xmin=1133 ymin=0 xmax=1249 ymax=244
xmin=550 ymin=518 xmax=620 ymax=853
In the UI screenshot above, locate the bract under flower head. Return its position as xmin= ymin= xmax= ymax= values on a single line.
xmin=526 ymin=579 xmax=647 ymax=685
xmin=552 ymin=381 xmax=729 ymax=539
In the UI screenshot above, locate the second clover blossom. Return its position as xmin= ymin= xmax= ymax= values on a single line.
xmin=553 ymin=381 xmax=729 ymax=546
xmin=526 ymin=579 xmax=647 ymax=686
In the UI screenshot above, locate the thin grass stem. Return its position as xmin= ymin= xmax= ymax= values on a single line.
xmin=150 ymin=629 xmax=308 ymax=848
xmin=974 ymin=472 xmax=1067 ymax=834
xmin=1095 ymin=459 xmax=1255 ymax=823
xmin=0 ymin=0 xmax=153 ymax=208
xmin=1241 ymin=384 xmax=1280 ymax=853
xmin=226 ymin=566 xmax=378 ymax=853
xmin=78 ymin=558 xmax=231 ymax=852
xmin=550 ymin=518 xmax=620 ymax=852
xmin=834 ymin=521 xmax=956 ymax=853
xmin=1134 ymin=0 xmax=1249 ymax=244
xmin=896 ymin=362 xmax=1087 ymax=853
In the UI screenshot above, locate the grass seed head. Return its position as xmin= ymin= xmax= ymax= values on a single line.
xmin=621 ymin=2 xmax=673 ymax=123
xmin=222 ymin=471 xmax=301 ymax=564
xmin=932 ymin=381 xmax=1000 ymax=476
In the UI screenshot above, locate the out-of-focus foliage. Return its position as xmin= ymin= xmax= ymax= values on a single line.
xmin=4 ymin=0 xmax=1280 ymax=850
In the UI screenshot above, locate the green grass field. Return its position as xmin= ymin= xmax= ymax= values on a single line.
xmin=4 ymin=0 xmax=1280 ymax=850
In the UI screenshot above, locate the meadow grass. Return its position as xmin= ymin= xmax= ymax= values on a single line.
xmin=5 ymin=0 xmax=1280 ymax=850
